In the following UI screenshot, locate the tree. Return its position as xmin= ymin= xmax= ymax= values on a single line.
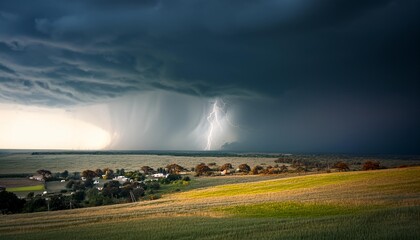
xmin=363 ymin=160 xmax=381 ymax=170
xmin=66 ymin=180 xmax=75 ymax=189
xmin=102 ymin=181 xmax=121 ymax=198
xmin=82 ymin=170 xmax=97 ymax=179
xmin=195 ymin=163 xmax=211 ymax=176
xmin=60 ymin=170 xmax=69 ymax=179
xmin=147 ymin=182 xmax=160 ymax=190
xmin=251 ymin=165 xmax=263 ymax=175
xmin=141 ymin=166 xmax=155 ymax=174
xmin=83 ymin=178 xmax=94 ymax=188
xmin=95 ymin=169 xmax=103 ymax=177
xmin=238 ymin=164 xmax=251 ymax=173
xmin=280 ymin=165 xmax=288 ymax=173
xmin=49 ymin=195 xmax=67 ymax=211
xmin=333 ymin=162 xmax=350 ymax=172
xmin=36 ymin=169 xmax=52 ymax=180
xmin=166 ymin=164 xmax=186 ymax=174
xmin=72 ymin=191 xmax=85 ymax=202
xmin=0 ymin=191 xmax=26 ymax=214
xmin=132 ymin=187 xmax=145 ymax=199
xmin=220 ymin=163 xmax=233 ymax=171
xmin=166 ymin=174 xmax=181 ymax=182
xmin=26 ymin=192 xmax=34 ymax=199
xmin=102 ymin=168 xmax=114 ymax=179
xmin=23 ymin=197 xmax=47 ymax=213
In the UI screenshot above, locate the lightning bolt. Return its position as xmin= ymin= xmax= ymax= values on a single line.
xmin=205 ymin=99 xmax=223 ymax=151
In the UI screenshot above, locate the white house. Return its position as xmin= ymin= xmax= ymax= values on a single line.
xmin=152 ymin=173 xmax=169 ymax=178
xmin=113 ymin=176 xmax=129 ymax=183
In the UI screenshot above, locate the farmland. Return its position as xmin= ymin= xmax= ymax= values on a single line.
xmin=1 ymin=166 xmax=419 ymax=240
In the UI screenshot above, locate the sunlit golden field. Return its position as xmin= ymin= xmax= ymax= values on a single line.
xmin=1 ymin=167 xmax=419 ymax=240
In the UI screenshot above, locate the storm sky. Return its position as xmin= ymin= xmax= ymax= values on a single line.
xmin=0 ymin=0 xmax=419 ymax=153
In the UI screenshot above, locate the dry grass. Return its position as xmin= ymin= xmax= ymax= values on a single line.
xmin=1 ymin=167 xmax=419 ymax=239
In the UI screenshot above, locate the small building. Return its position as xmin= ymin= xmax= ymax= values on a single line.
xmin=152 ymin=173 xmax=168 ymax=178
xmin=113 ymin=176 xmax=129 ymax=183
xmin=31 ymin=174 xmax=45 ymax=181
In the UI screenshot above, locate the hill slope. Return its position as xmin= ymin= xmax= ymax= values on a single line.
xmin=1 ymin=167 xmax=419 ymax=239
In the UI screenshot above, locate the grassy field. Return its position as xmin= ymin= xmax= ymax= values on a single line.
xmin=1 ymin=167 xmax=419 ymax=239
xmin=7 ymin=185 xmax=44 ymax=192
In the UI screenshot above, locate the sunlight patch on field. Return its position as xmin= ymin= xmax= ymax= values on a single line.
xmin=7 ymin=185 xmax=45 ymax=192
xmin=179 ymin=167 xmax=420 ymax=199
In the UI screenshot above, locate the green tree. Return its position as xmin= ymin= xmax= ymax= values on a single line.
xmin=23 ymin=197 xmax=46 ymax=213
xmin=49 ymin=195 xmax=67 ymax=211
xmin=60 ymin=170 xmax=69 ymax=179
xmin=0 ymin=191 xmax=26 ymax=214
xmin=132 ymin=187 xmax=145 ymax=199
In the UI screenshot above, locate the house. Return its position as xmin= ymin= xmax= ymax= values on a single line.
xmin=30 ymin=174 xmax=45 ymax=181
xmin=113 ymin=176 xmax=129 ymax=183
xmin=152 ymin=173 xmax=168 ymax=178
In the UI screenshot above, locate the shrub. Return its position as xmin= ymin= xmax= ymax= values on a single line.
xmin=148 ymin=194 xmax=161 ymax=200
xmin=148 ymin=181 xmax=160 ymax=190
xmin=363 ymin=160 xmax=381 ymax=170
xmin=141 ymin=166 xmax=155 ymax=174
xmin=166 ymin=164 xmax=186 ymax=174
xmin=82 ymin=170 xmax=97 ymax=179
xmin=195 ymin=163 xmax=211 ymax=176
xmin=166 ymin=174 xmax=182 ymax=182
xmin=238 ymin=164 xmax=251 ymax=173
xmin=220 ymin=163 xmax=233 ymax=171
xmin=251 ymin=165 xmax=264 ymax=175
xmin=279 ymin=165 xmax=288 ymax=173
xmin=333 ymin=162 xmax=350 ymax=172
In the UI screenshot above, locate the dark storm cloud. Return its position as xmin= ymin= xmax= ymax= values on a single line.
xmin=1 ymin=0 xmax=418 ymax=105
xmin=0 ymin=0 xmax=419 ymax=153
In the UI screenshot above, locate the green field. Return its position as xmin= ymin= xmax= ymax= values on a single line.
xmin=1 ymin=167 xmax=419 ymax=239
xmin=7 ymin=185 xmax=44 ymax=192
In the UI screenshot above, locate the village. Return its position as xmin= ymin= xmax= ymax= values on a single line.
xmin=1 ymin=159 xmax=385 ymax=214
